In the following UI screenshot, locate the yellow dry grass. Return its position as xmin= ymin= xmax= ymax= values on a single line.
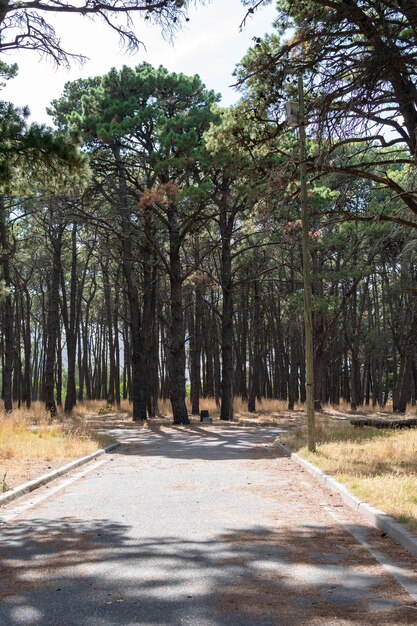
xmin=0 ymin=406 xmax=107 ymax=492
xmin=281 ymin=417 xmax=417 ymax=533
xmin=72 ymin=399 xmax=148 ymax=422
xmin=322 ymin=399 xmax=415 ymax=416
xmin=323 ymin=399 xmax=384 ymax=414
xmin=5 ymin=401 xmax=61 ymax=422
xmin=72 ymin=399 xmax=131 ymax=417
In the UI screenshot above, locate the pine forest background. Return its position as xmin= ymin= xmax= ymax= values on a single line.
xmin=0 ymin=1 xmax=416 ymax=424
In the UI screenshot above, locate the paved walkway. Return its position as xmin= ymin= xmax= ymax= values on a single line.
xmin=1 ymin=425 xmax=417 ymax=625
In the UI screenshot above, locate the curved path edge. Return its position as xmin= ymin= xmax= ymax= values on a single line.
xmin=0 ymin=442 xmax=120 ymax=507
xmin=275 ymin=441 xmax=417 ymax=560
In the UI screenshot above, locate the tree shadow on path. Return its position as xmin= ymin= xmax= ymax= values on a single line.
xmin=107 ymin=424 xmax=288 ymax=461
xmin=0 ymin=518 xmax=416 ymax=625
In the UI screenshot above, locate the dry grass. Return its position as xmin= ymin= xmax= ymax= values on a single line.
xmin=322 ymin=399 xmax=415 ymax=416
xmin=323 ymin=400 xmax=384 ymax=414
xmin=280 ymin=417 xmax=417 ymax=533
xmin=72 ymin=399 xmax=131 ymax=418
xmin=4 ymin=401 xmax=60 ymax=423
xmin=0 ymin=406 xmax=111 ymax=492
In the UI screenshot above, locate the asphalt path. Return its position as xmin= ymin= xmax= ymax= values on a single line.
xmin=1 ymin=424 xmax=417 ymax=625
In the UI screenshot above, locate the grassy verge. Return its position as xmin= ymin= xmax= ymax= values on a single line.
xmin=280 ymin=417 xmax=417 ymax=534
xmin=0 ymin=407 xmax=115 ymax=492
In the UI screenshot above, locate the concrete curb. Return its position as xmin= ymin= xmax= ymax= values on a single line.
xmin=275 ymin=441 xmax=417 ymax=560
xmin=0 ymin=442 xmax=120 ymax=507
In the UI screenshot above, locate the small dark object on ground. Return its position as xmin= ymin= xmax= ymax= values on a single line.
xmin=200 ymin=410 xmax=212 ymax=424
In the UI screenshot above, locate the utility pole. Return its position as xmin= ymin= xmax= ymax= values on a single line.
xmin=298 ymin=75 xmax=316 ymax=452
xmin=286 ymin=77 xmax=316 ymax=452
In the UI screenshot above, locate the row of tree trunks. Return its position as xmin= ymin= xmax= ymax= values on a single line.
xmin=2 ymin=204 xmax=417 ymax=417
xmin=4 ymin=280 xmax=417 ymax=416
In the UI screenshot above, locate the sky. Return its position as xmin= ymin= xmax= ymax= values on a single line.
xmin=1 ymin=0 xmax=278 ymax=126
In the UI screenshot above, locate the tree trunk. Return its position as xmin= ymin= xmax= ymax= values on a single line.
xmin=113 ymin=144 xmax=147 ymax=422
xmin=63 ymin=223 xmax=78 ymax=414
xmin=248 ymin=278 xmax=261 ymax=413
xmin=102 ymin=257 xmax=117 ymax=406
xmin=203 ymin=305 xmax=214 ymax=398
xmin=288 ymin=319 xmax=298 ymax=411
xmin=142 ymin=226 xmax=158 ymax=418
xmin=77 ymin=320 xmax=84 ymax=402
xmin=220 ymin=208 xmax=234 ymax=421
xmin=0 ymin=197 xmax=13 ymax=412
xmin=113 ymin=289 xmax=121 ymax=410
xmin=56 ymin=330 xmax=62 ymax=408
xmin=22 ymin=287 xmax=31 ymax=409
xmin=167 ymin=204 xmax=189 ymax=425
xmin=190 ymin=268 xmax=203 ymax=416
xmin=44 ymin=225 xmax=62 ymax=417
xmin=350 ymin=346 xmax=362 ymax=411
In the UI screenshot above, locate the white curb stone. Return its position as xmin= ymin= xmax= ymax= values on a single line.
xmin=0 ymin=442 xmax=120 ymax=507
xmin=275 ymin=441 xmax=417 ymax=560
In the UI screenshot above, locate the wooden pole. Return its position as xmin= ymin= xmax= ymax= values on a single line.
xmin=298 ymin=75 xmax=316 ymax=452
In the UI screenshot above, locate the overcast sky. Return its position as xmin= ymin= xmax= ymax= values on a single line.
xmin=1 ymin=0 xmax=277 ymax=125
